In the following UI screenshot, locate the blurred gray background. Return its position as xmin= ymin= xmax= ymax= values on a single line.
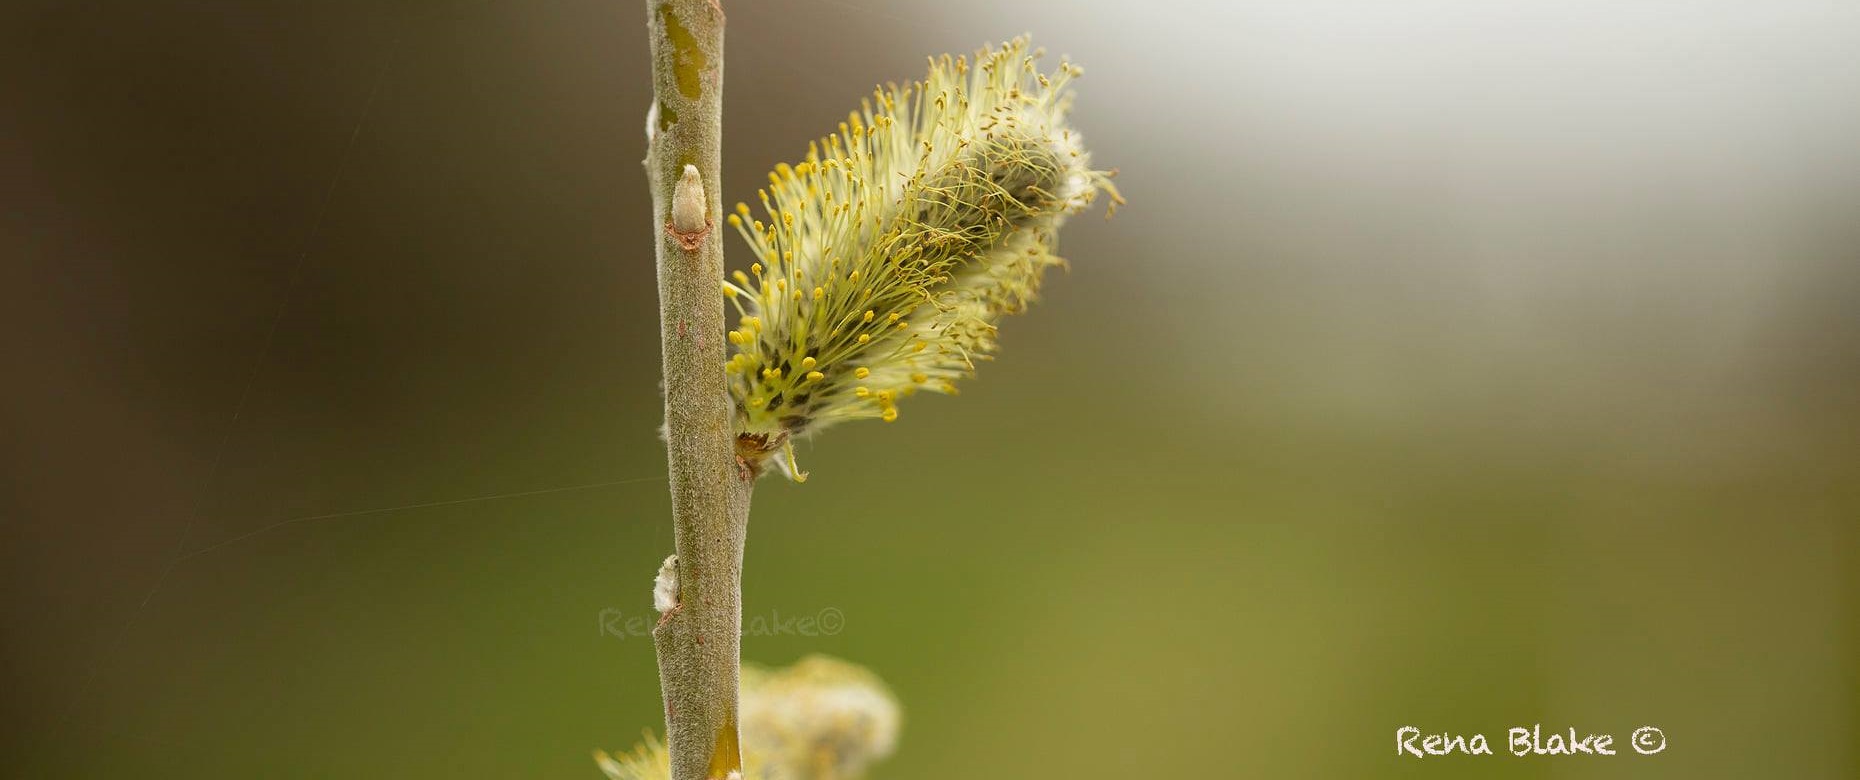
xmin=4 ymin=0 xmax=1856 ymax=777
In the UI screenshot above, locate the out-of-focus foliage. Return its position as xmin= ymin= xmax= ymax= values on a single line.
xmin=598 ymin=656 xmax=900 ymax=780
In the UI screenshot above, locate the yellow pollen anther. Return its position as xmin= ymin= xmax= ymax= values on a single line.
xmin=881 ymin=408 xmax=898 ymax=422
xmin=805 ymin=371 xmax=825 ymax=383
xmin=726 ymin=214 xmax=742 ymax=228
xmin=813 ymin=287 xmax=824 ymax=300
xmin=751 ymin=263 xmax=763 ymax=276
xmin=863 ymin=310 xmax=875 ymax=323
xmin=853 ymin=367 xmax=870 ymax=379
xmin=854 ymin=387 xmax=870 ymax=397
xmin=722 ymin=283 xmax=737 ymax=298
xmin=857 ymin=334 xmax=871 ymax=344
xmin=911 ymin=372 xmax=927 ymax=383
xmin=801 ymin=357 xmax=817 ymax=370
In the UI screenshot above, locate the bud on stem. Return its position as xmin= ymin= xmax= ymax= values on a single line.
xmin=668 ymin=164 xmax=711 ymax=251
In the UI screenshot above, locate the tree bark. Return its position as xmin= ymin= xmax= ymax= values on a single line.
xmin=642 ymin=2 xmax=751 ymax=779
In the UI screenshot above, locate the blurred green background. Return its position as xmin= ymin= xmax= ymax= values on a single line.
xmin=4 ymin=1 xmax=1856 ymax=777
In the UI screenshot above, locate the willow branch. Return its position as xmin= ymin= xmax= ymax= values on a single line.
xmin=642 ymin=2 xmax=752 ymax=780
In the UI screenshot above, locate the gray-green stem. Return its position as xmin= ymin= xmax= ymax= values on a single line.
xmin=642 ymin=2 xmax=752 ymax=779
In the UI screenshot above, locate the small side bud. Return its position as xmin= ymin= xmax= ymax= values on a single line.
xmin=664 ymin=164 xmax=712 ymax=251
xmin=652 ymin=555 xmax=678 ymax=614
xmin=672 ymin=165 xmax=705 ymax=232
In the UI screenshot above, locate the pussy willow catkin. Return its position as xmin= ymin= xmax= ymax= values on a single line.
xmin=724 ymin=37 xmax=1121 ymax=481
